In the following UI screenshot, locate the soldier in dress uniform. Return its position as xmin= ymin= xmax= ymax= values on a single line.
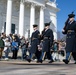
xmin=62 ymin=12 xmax=76 ymax=64
xmin=38 ymin=22 xmax=54 ymax=63
xmin=27 ymin=24 xmax=40 ymax=62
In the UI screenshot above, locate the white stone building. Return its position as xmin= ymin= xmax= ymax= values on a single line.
xmin=0 ymin=0 xmax=59 ymax=39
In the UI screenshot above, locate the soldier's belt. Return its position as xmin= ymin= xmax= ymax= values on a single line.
xmin=67 ymin=30 xmax=74 ymax=33
xmin=43 ymin=37 xmax=50 ymax=39
xmin=32 ymin=38 xmax=37 ymax=40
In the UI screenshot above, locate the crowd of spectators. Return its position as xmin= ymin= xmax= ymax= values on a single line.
xmin=0 ymin=32 xmax=66 ymax=61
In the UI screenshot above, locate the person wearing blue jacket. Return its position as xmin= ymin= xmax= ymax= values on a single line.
xmin=11 ymin=39 xmax=19 ymax=59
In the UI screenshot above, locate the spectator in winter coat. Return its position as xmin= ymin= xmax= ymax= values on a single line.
xmin=4 ymin=38 xmax=11 ymax=60
xmin=0 ymin=35 xmax=5 ymax=60
xmin=11 ymin=39 xmax=19 ymax=59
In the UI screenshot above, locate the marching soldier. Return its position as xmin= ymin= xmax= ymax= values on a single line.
xmin=38 ymin=22 xmax=54 ymax=63
xmin=62 ymin=12 xmax=76 ymax=64
xmin=27 ymin=24 xmax=40 ymax=62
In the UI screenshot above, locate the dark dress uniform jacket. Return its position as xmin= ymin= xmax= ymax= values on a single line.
xmin=42 ymin=29 xmax=54 ymax=52
xmin=63 ymin=21 xmax=76 ymax=52
xmin=30 ymin=30 xmax=40 ymax=53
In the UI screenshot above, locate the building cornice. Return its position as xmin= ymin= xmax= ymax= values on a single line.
xmin=24 ymin=0 xmax=45 ymax=7
xmin=46 ymin=2 xmax=59 ymax=12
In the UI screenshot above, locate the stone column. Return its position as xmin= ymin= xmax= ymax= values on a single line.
xmin=6 ymin=0 xmax=12 ymax=35
xmin=30 ymin=3 xmax=35 ymax=37
xmin=50 ymin=14 xmax=57 ymax=40
xmin=19 ymin=0 xmax=25 ymax=36
xmin=39 ymin=6 xmax=44 ymax=34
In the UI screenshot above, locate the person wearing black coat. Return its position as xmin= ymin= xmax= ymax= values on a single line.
xmin=27 ymin=24 xmax=40 ymax=62
xmin=62 ymin=12 xmax=76 ymax=64
xmin=0 ymin=36 xmax=5 ymax=60
xmin=38 ymin=22 xmax=54 ymax=63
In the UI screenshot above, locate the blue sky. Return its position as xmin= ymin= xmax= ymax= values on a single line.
xmin=56 ymin=0 xmax=76 ymax=31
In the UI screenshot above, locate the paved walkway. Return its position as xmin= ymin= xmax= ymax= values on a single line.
xmin=0 ymin=60 xmax=76 ymax=75
xmin=1 ymin=50 xmax=76 ymax=75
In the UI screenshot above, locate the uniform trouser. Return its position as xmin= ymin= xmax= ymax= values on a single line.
xmin=35 ymin=50 xmax=41 ymax=60
xmin=66 ymin=52 xmax=72 ymax=60
xmin=29 ymin=52 xmax=41 ymax=60
xmin=72 ymin=52 xmax=76 ymax=61
xmin=0 ymin=48 xmax=3 ymax=58
xmin=39 ymin=51 xmax=53 ymax=61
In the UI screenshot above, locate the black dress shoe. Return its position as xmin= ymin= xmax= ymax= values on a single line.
xmin=74 ymin=61 xmax=76 ymax=64
xmin=38 ymin=60 xmax=43 ymax=63
xmin=49 ymin=60 xmax=54 ymax=63
xmin=36 ymin=60 xmax=39 ymax=63
xmin=27 ymin=59 xmax=31 ymax=63
xmin=63 ymin=59 xmax=69 ymax=64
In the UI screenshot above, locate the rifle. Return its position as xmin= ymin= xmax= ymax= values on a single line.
xmin=63 ymin=18 xmax=69 ymax=30
xmin=62 ymin=18 xmax=69 ymax=34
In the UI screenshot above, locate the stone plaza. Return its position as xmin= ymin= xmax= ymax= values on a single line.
xmin=0 ymin=59 xmax=76 ymax=75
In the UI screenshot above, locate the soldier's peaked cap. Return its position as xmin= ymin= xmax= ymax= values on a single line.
xmin=68 ymin=12 xmax=75 ymax=18
xmin=45 ymin=21 xmax=51 ymax=26
xmin=33 ymin=24 xmax=38 ymax=27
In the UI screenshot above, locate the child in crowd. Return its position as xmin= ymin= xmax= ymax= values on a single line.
xmin=4 ymin=38 xmax=11 ymax=60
